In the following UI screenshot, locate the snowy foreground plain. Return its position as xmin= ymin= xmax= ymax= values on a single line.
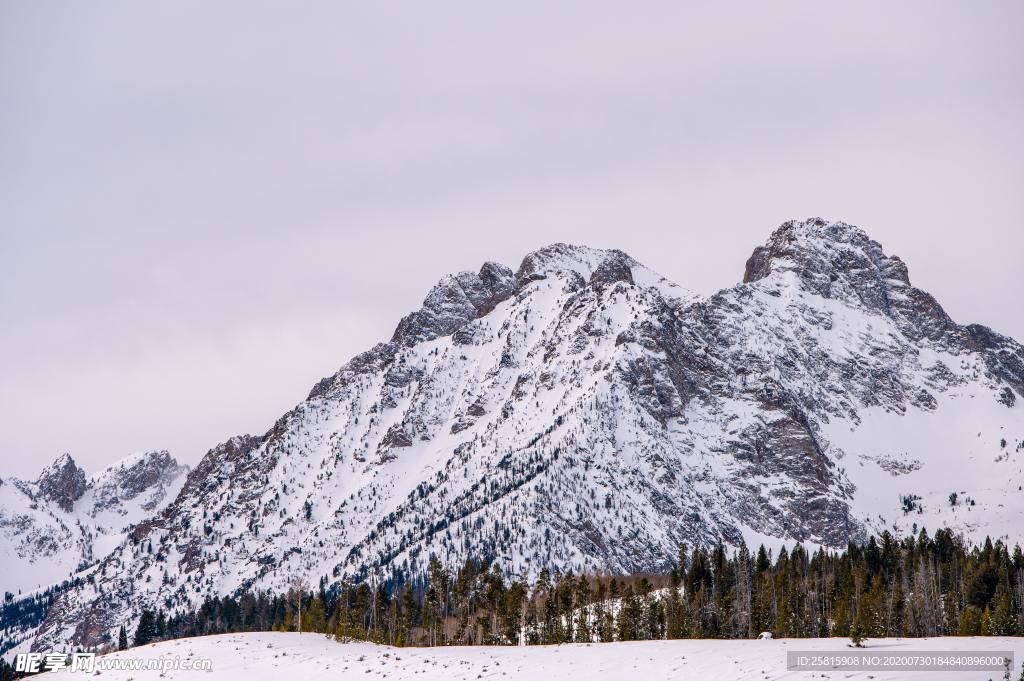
xmin=38 ymin=632 xmax=1024 ymax=680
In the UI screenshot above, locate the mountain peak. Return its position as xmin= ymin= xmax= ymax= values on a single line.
xmin=89 ymin=449 xmax=189 ymax=513
xmin=741 ymin=218 xmax=916 ymax=319
xmin=388 ymin=243 xmax=672 ymax=349
xmin=743 ymin=218 xmax=911 ymax=287
xmin=89 ymin=449 xmax=186 ymax=485
xmin=35 ymin=453 xmax=88 ymax=512
xmin=49 ymin=452 xmax=77 ymax=468
xmin=514 ymin=242 xmax=638 ymax=288
xmin=100 ymin=448 xmax=179 ymax=473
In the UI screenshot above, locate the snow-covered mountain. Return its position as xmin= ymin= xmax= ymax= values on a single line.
xmin=29 ymin=219 xmax=1024 ymax=651
xmin=0 ymin=451 xmax=188 ymax=595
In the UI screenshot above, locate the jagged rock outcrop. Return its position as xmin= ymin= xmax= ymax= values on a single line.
xmin=391 ymin=262 xmax=515 ymax=345
xmin=34 ymin=455 xmax=88 ymax=513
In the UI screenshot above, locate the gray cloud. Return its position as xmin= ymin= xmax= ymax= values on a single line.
xmin=2 ymin=1 xmax=1022 ymax=477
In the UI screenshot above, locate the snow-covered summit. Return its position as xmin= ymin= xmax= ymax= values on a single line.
xmin=0 ymin=451 xmax=188 ymax=595
xmin=387 ymin=243 xmax=694 ymax=350
xmin=514 ymin=242 xmax=635 ymax=284
xmin=743 ymin=217 xmax=905 ymax=284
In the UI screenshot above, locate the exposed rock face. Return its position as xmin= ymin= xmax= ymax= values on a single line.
xmin=391 ymin=262 xmax=515 ymax=345
xmin=35 ymin=454 xmax=87 ymax=513
xmin=743 ymin=219 xmax=964 ymax=346
xmin=27 ymin=219 xmax=1024 ymax=653
xmin=966 ymin=324 xmax=1024 ymax=400
xmin=89 ymin=450 xmax=189 ymax=514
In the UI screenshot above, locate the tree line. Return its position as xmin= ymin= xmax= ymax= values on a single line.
xmin=114 ymin=528 xmax=1024 ymax=650
xmin=4 ymin=526 xmax=1023 ymax=681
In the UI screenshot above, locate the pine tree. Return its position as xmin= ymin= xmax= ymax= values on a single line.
xmin=302 ymin=593 xmax=327 ymax=633
xmin=0 ymin=657 xmax=15 ymax=681
xmin=850 ymin=579 xmax=874 ymax=647
xmin=118 ymin=624 xmax=128 ymax=650
xmin=134 ymin=610 xmax=157 ymax=647
xmin=958 ymin=605 xmax=983 ymax=635
xmin=617 ymin=584 xmax=639 ymax=641
xmin=665 ymin=584 xmax=686 ymax=639
xmin=849 ymin=618 xmax=866 ymax=647
xmin=991 ymin=582 xmax=1018 ymax=635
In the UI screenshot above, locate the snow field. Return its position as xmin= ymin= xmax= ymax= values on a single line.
xmin=39 ymin=632 xmax=1024 ymax=681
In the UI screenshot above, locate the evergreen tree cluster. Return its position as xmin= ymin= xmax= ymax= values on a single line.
xmin=4 ymin=531 xmax=1024 ymax=679
xmin=0 ymin=579 xmax=82 ymax=657
xmin=109 ymin=529 xmax=1024 ymax=651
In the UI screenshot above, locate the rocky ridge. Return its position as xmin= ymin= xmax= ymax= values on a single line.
xmin=0 ymin=451 xmax=189 ymax=595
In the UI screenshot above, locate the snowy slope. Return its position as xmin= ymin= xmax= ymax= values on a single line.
xmin=31 ymin=219 xmax=1024 ymax=651
xmin=36 ymin=632 xmax=1024 ymax=681
xmin=0 ymin=452 xmax=188 ymax=594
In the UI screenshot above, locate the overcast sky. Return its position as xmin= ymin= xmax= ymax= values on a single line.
xmin=1 ymin=1 xmax=1022 ymax=479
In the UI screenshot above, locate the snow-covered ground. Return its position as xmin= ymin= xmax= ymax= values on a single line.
xmin=37 ymin=632 xmax=1024 ymax=680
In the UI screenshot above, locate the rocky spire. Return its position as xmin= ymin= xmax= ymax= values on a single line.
xmin=35 ymin=453 xmax=87 ymax=512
